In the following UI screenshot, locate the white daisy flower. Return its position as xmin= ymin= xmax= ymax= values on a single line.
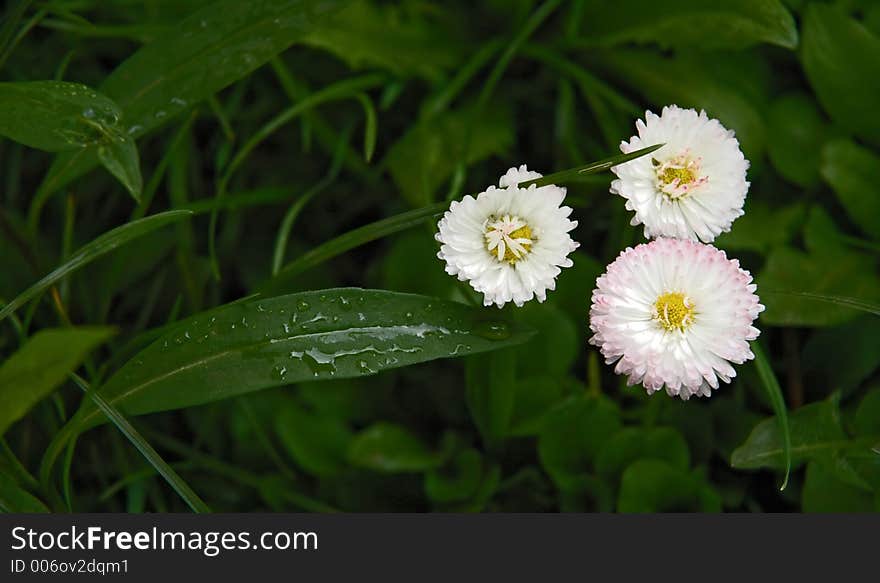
xmin=589 ymin=237 xmax=764 ymax=400
xmin=436 ymin=165 xmax=579 ymax=308
xmin=610 ymin=105 xmax=750 ymax=243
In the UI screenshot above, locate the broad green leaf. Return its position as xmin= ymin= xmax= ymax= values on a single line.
xmin=595 ymin=427 xmax=690 ymax=484
xmin=0 ymin=81 xmax=124 ymax=151
xmin=803 ymin=319 xmax=880 ymax=395
xmin=0 ymin=81 xmax=142 ymax=199
xmin=538 ymin=396 xmax=621 ymax=488
xmin=33 ymin=0 xmax=349 ymax=207
xmin=802 ymin=4 xmax=880 ymax=146
xmin=617 ymin=460 xmax=721 ymax=512
xmin=69 ymin=289 xmax=534 ymax=429
xmin=0 ymin=471 xmax=49 ymax=513
xmin=714 ymin=201 xmax=806 ymax=255
xmin=576 ymin=0 xmax=797 ymax=50
xmin=465 ymin=349 xmax=516 ymax=448
xmin=758 ymin=210 xmax=880 ymax=326
xmin=0 ymin=210 xmax=193 ymax=323
xmin=767 ymin=93 xmax=829 ymax=187
xmin=0 ymin=327 xmax=114 ymax=435
xmin=97 ymin=135 xmax=143 ymax=200
xmin=731 ymin=396 xmax=877 ymax=485
xmin=348 ymin=422 xmax=441 ymax=473
xmin=301 ymin=0 xmax=464 ymax=81
xmin=277 ymin=401 xmax=353 ymax=477
xmin=597 ymin=49 xmax=766 ymax=162
xmin=424 ymin=448 xmax=483 ymax=504
xmin=387 ymin=103 xmax=514 ymax=207
xmin=802 ymin=461 xmax=875 ymax=512
xmin=821 ymin=139 xmax=880 ymax=240
xmin=513 ymin=303 xmax=577 ymax=377
xmin=508 ymin=375 xmax=567 ymax=437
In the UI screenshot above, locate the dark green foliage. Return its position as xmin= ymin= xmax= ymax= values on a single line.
xmin=0 ymin=0 xmax=878 ymax=513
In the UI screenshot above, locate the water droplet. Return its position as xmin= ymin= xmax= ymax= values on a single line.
xmin=200 ymin=19 xmax=207 ymax=28
xmin=332 ymin=315 xmax=340 ymax=323
xmin=297 ymin=300 xmax=310 ymax=312
xmin=256 ymin=304 xmax=267 ymax=312
xmin=339 ymin=297 xmax=352 ymax=310
xmin=170 ymin=97 xmax=187 ymax=107
xmin=302 ymin=348 xmax=337 ymax=377
xmin=128 ymin=125 xmax=143 ymax=135
xmin=155 ymin=110 xmax=167 ymax=119
xmin=271 ymin=364 xmax=288 ymax=381
xmin=476 ymin=321 xmax=511 ymax=340
xmin=405 ymin=312 xmax=413 ymax=320
xmin=82 ymin=108 xmax=95 ymax=119
xmin=319 ymin=295 xmax=327 ymax=303
xmin=282 ymin=323 xmax=291 ymax=334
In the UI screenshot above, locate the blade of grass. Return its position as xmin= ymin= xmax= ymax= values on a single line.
xmin=69 ymin=373 xmax=210 ymax=513
xmin=272 ymin=126 xmax=351 ymax=275
xmin=752 ymin=342 xmax=791 ymax=491
xmin=0 ymin=210 xmax=193 ymax=323
xmin=519 ymin=143 xmax=664 ymax=187
xmin=259 ymin=202 xmax=447 ymax=293
xmin=763 ymin=291 xmax=880 ymax=317
xmin=354 ymin=93 xmax=377 ymax=162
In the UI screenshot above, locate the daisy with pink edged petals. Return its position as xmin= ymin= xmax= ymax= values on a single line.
xmin=589 ymin=237 xmax=764 ymax=400
xmin=436 ymin=165 xmax=579 ymax=308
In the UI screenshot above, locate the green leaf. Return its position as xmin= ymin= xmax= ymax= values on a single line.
xmin=465 ymin=349 xmax=516 ymax=448
xmin=595 ymin=427 xmax=690 ymax=484
xmin=386 ymin=103 xmax=514 ymax=207
xmin=758 ymin=210 xmax=880 ymax=326
xmin=855 ymin=387 xmax=880 ymax=437
xmin=276 ymin=401 xmax=352 ymax=477
xmin=0 ymin=470 xmax=49 ymax=513
xmin=424 ymin=448 xmax=483 ymax=504
xmin=617 ymin=460 xmax=721 ymax=512
xmin=508 ymin=375 xmax=567 ymax=437
xmin=0 ymin=327 xmax=114 ymax=435
xmin=97 ymin=135 xmax=143 ymax=200
xmin=259 ymin=204 xmax=447 ymax=294
xmin=0 ymin=81 xmax=124 ymax=151
xmin=69 ymin=289 xmax=534 ymax=429
xmin=801 ymin=461 xmax=875 ymax=512
xmin=597 ymin=49 xmax=766 ymax=162
xmin=348 ymin=422 xmax=441 ymax=473
xmin=575 ymin=0 xmax=797 ymax=50
xmin=750 ymin=342 xmax=791 ymax=489
xmin=538 ymin=396 xmax=621 ymax=487
xmin=513 ymin=303 xmax=578 ymax=378
xmin=33 ymin=0 xmax=349 ymax=208
xmin=802 ymin=4 xmax=880 ymax=146
xmin=767 ymin=92 xmax=829 ymax=187
xmin=0 ymin=210 xmax=193 ymax=323
xmin=731 ymin=396 xmax=876 ymax=477
xmin=301 ymin=0 xmax=464 ymax=81
xmin=821 ymin=139 xmax=880 ymax=240
xmin=714 ymin=201 xmax=806 ymax=255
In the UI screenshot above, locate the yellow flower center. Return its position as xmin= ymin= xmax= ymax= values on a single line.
xmin=484 ymin=215 xmax=534 ymax=265
xmin=653 ymin=292 xmax=695 ymax=331
xmin=653 ymin=153 xmax=707 ymax=199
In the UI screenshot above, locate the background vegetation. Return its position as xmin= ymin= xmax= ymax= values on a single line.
xmin=0 ymin=0 xmax=879 ymax=513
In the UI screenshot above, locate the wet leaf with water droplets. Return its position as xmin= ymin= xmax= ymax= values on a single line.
xmin=0 ymin=81 xmax=124 ymax=152
xmin=66 ymin=288 xmax=535 ymax=431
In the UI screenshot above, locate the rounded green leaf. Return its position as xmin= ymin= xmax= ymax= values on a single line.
xmin=802 ymin=4 xmax=880 ymax=145
xmin=767 ymin=92 xmax=828 ymax=187
xmin=276 ymin=401 xmax=353 ymax=477
xmin=617 ymin=459 xmax=721 ymax=512
xmin=348 ymin=422 xmax=440 ymax=473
